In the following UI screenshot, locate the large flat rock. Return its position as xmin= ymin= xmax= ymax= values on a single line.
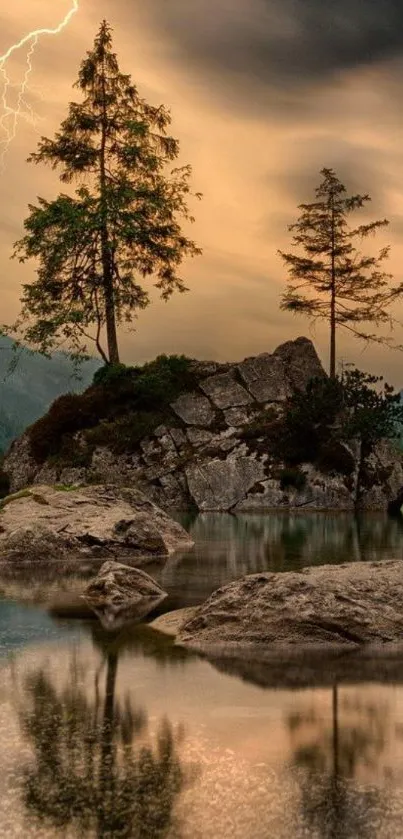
xmin=178 ymin=560 xmax=403 ymax=649
xmin=238 ymin=354 xmax=290 ymax=402
xmin=171 ymin=392 xmax=215 ymax=426
xmin=0 ymin=484 xmax=193 ymax=564
xmin=200 ymin=371 xmax=253 ymax=409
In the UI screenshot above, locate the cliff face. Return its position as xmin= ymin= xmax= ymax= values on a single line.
xmin=3 ymin=337 xmax=403 ymax=512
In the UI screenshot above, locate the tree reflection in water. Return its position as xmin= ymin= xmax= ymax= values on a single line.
xmin=18 ymin=636 xmax=189 ymax=838
xmin=287 ymin=685 xmax=389 ymax=839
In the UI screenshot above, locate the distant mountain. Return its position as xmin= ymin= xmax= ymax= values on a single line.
xmin=0 ymin=337 xmax=100 ymax=453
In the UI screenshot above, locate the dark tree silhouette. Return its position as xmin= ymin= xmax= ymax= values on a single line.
xmin=279 ymin=168 xmax=403 ymax=376
xmin=19 ymin=647 xmax=188 ymax=838
xmin=9 ymin=20 xmax=201 ymax=364
xmin=287 ymin=686 xmax=388 ymax=839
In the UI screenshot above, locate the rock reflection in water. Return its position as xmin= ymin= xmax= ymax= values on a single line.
xmin=17 ymin=627 xmax=193 ymax=838
xmin=164 ymin=512 xmax=403 ymax=606
xmin=2 ymin=513 xmax=403 ymax=616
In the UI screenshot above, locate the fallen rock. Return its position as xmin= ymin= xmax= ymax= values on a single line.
xmin=83 ymin=560 xmax=167 ymax=630
xmin=178 ymin=560 xmax=403 ymax=650
xmin=0 ymin=484 xmax=193 ymax=565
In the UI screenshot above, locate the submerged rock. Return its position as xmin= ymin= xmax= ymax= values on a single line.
xmin=0 ymin=484 xmax=193 ymax=565
xmin=83 ymin=560 xmax=167 ymax=630
xmin=178 ymin=560 xmax=403 ymax=650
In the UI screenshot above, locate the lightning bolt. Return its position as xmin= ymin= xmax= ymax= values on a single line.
xmin=0 ymin=1 xmax=79 ymax=172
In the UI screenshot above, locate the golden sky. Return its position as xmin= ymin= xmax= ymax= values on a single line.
xmin=2 ymin=0 xmax=403 ymax=383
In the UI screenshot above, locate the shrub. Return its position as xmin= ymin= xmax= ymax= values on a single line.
xmin=341 ymin=368 xmax=403 ymax=453
xmin=279 ymin=467 xmax=307 ymax=491
xmin=279 ymin=376 xmax=343 ymax=464
xmin=317 ymin=440 xmax=355 ymax=475
xmin=29 ymin=354 xmax=195 ymax=463
xmin=93 ymin=363 xmax=133 ymax=387
xmin=239 ymin=408 xmax=278 ymax=442
xmin=29 ymin=391 xmax=106 ymax=462
xmin=85 ymin=411 xmax=167 ymax=454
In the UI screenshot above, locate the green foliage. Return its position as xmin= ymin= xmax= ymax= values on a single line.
xmin=92 ymin=362 xmax=130 ymax=387
xmin=341 ymin=368 xmax=403 ymax=452
xmin=316 ymin=440 xmax=355 ymax=475
xmin=28 ymin=354 xmax=194 ymax=463
xmin=29 ymin=392 xmax=105 ymax=462
xmin=86 ymin=411 xmax=166 ymax=454
xmin=279 ymin=467 xmax=307 ymax=491
xmin=279 ymin=167 xmax=403 ymax=375
xmin=246 ymin=369 xmax=403 ymax=473
xmin=0 ymin=489 xmax=33 ymax=509
xmin=238 ymin=407 xmax=278 ymax=442
xmin=8 ymin=21 xmax=201 ymax=364
xmin=279 ymin=376 xmax=343 ymax=464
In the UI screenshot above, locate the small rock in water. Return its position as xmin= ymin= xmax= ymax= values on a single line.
xmin=83 ymin=560 xmax=168 ymax=631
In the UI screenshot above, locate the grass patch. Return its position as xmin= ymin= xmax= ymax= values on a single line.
xmin=0 ymin=488 xmax=33 ymax=509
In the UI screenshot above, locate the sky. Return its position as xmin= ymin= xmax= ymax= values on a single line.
xmin=2 ymin=0 xmax=403 ymax=383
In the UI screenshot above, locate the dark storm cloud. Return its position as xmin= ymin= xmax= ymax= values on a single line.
xmin=136 ymin=0 xmax=403 ymax=88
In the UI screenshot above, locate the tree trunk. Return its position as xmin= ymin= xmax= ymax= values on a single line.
xmin=103 ymin=261 xmax=120 ymax=365
xmin=330 ymin=290 xmax=336 ymax=378
xmin=330 ymin=199 xmax=336 ymax=377
xmin=100 ymin=47 xmax=120 ymax=365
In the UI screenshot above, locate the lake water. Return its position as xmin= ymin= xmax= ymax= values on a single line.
xmin=2 ymin=512 xmax=403 ymax=838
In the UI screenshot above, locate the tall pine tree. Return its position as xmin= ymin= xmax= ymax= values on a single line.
xmin=279 ymin=168 xmax=403 ymax=377
xmin=10 ymin=21 xmax=201 ymax=364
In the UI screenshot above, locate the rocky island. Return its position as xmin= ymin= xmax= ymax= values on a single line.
xmin=3 ymin=337 xmax=403 ymax=513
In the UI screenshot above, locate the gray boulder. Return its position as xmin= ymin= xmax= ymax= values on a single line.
xmin=0 ymin=484 xmax=193 ymax=565
xmin=238 ymin=354 xmax=290 ymax=402
xmin=171 ymin=391 xmax=215 ymax=426
xmin=83 ymin=560 xmax=167 ymax=630
xmin=178 ymin=560 xmax=403 ymax=650
xmin=200 ymin=371 xmax=253 ymax=409
xmin=273 ymin=336 xmax=325 ymax=390
xmin=186 ymin=454 xmax=265 ymax=511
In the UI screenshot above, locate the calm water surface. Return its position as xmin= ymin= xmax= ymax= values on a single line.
xmin=2 ymin=512 xmax=403 ymax=838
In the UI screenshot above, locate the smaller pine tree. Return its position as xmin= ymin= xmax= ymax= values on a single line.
xmin=279 ymin=168 xmax=403 ymax=377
